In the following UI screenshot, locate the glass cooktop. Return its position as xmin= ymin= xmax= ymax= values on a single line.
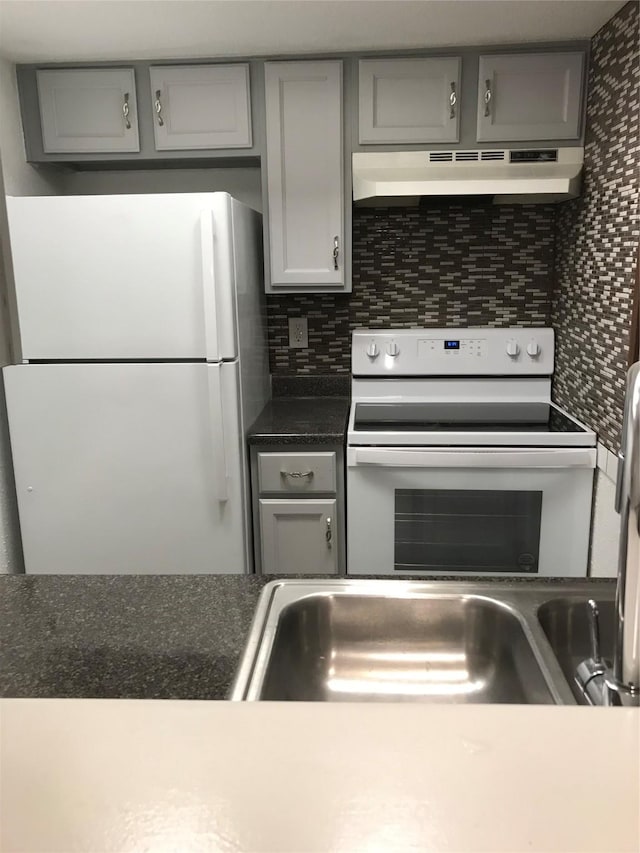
xmin=353 ymin=402 xmax=587 ymax=433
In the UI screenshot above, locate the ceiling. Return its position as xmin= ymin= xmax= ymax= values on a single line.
xmin=0 ymin=0 xmax=626 ymax=63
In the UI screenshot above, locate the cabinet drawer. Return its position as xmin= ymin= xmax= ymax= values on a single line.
xmin=257 ymin=452 xmax=337 ymax=494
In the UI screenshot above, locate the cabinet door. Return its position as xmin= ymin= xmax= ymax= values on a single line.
xmin=359 ymin=57 xmax=461 ymax=144
xmin=260 ymin=499 xmax=338 ymax=575
xmin=149 ymin=65 xmax=252 ymax=150
xmin=264 ymin=61 xmax=344 ymax=289
xmin=476 ymin=52 xmax=584 ymax=142
xmin=37 ymin=69 xmax=139 ymax=153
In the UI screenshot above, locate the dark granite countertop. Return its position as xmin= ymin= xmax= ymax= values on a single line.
xmin=0 ymin=575 xmax=271 ymax=701
xmin=1 ymin=574 xmax=615 ymax=702
xmin=247 ymin=396 xmax=350 ymax=446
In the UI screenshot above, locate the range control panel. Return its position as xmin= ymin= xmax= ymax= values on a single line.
xmin=352 ymin=327 xmax=554 ymax=377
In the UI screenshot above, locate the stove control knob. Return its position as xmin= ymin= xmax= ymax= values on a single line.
xmin=387 ymin=341 xmax=400 ymax=358
xmin=366 ymin=341 xmax=379 ymax=360
xmin=506 ymin=340 xmax=520 ymax=358
xmin=527 ymin=340 xmax=540 ymax=358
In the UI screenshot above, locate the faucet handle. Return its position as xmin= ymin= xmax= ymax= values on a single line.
xmin=586 ymin=599 xmax=603 ymax=667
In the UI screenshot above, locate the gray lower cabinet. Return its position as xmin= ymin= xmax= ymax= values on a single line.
xmin=251 ymin=447 xmax=344 ymax=574
xmin=149 ymin=65 xmax=252 ymax=150
xmin=36 ymin=68 xmax=140 ymax=153
xmin=477 ymin=52 xmax=584 ymax=142
xmin=264 ymin=60 xmax=345 ymax=291
xmin=259 ymin=498 xmax=338 ymax=575
xmin=358 ymin=57 xmax=461 ymax=144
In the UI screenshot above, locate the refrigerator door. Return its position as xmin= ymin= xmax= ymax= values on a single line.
xmin=4 ymin=361 xmax=247 ymax=574
xmin=7 ymin=193 xmax=238 ymax=361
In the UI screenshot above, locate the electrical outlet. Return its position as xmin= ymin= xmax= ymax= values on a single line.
xmin=289 ymin=317 xmax=308 ymax=349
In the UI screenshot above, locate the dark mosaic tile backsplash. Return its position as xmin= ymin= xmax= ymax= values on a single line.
xmin=266 ymin=203 xmax=556 ymax=374
xmin=552 ymin=0 xmax=639 ymax=452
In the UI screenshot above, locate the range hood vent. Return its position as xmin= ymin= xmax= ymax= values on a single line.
xmin=482 ymin=150 xmax=506 ymax=161
xmin=353 ymin=147 xmax=583 ymax=205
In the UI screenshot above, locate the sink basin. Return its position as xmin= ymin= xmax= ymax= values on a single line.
xmin=231 ymin=581 xmax=579 ymax=704
xmin=256 ymin=593 xmax=554 ymax=703
xmin=538 ymin=597 xmax=616 ymax=704
xmin=232 ymin=580 xmax=619 ymax=705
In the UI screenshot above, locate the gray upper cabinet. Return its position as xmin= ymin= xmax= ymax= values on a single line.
xmin=476 ymin=52 xmax=585 ymax=142
xmin=359 ymin=57 xmax=461 ymax=144
xmin=149 ymin=64 xmax=252 ymax=150
xmin=37 ymin=68 xmax=140 ymax=154
xmin=264 ymin=60 xmax=345 ymax=290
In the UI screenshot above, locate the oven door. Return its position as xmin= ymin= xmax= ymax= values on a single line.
xmin=347 ymin=446 xmax=596 ymax=578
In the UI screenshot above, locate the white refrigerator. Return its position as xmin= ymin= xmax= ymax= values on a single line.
xmin=4 ymin=192 xmax=270 ymax=574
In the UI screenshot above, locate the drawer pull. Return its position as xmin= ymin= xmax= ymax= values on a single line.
xmin=326 ymin=516 xmax=332 ymax=549
xmin=280 ymin=470 xmax=314 ymax=480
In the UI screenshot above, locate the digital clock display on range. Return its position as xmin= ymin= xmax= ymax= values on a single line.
xmin=444 ymin=340 xmax=460 ymax=350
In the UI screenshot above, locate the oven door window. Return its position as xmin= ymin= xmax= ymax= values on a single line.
xmin=394 ymin=489 xmax=542 ymax=573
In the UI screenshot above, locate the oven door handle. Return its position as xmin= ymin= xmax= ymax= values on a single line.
xmin=350 ymin=447 xmax=596 ymax=469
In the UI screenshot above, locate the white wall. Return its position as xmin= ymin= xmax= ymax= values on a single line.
xmin=62 ymin=167 xmax=262 ymax=211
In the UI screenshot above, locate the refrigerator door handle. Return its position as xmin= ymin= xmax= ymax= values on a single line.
xmin=207 ymin=363 xmax=228 ymax=502
xmin=200 ymin=209 xmax=219 ymax=362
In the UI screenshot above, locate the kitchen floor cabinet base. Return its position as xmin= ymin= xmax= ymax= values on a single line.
xmin=250 ymin=445 xmax=345 ymax=575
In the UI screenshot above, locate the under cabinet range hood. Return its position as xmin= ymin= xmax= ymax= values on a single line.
xmin=352 ymin=147 xmax=583 ymax=205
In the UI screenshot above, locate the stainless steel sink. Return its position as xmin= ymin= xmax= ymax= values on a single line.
xmin=232 ymin=580 xmax=617 ymax=704
xmin=538 ymin=597 xmax=617 ymax=704
xmin=253 ymin=593 xmax=552 ymax=703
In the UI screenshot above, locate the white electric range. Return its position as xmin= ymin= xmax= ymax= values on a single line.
xmin=347 ymin=327 xmax=596 ymax=577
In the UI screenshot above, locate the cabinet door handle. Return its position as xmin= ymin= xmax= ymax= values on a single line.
xmin=484 ymin=79 xmax=492 ymax=117
xmin=333 ymin=236 xmax=340 ymax=271
xmin=325 ymin=516 xmax=332 ymax=549
xmin=449 ymin=82 xmax=457 ymax=119
xmin=154 ymin=89 xmax=165 ymax=126
xmin=280 ymin=470 xmax=314 ymax=480
xmin=122 ymin=92 xmax=131 ymax=130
